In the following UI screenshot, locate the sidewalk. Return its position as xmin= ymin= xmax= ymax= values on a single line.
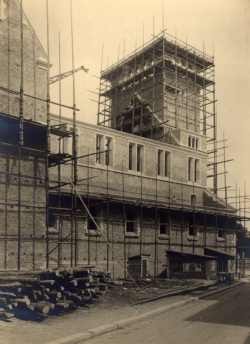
xmin=0 ymin=280 xmax=241 ymax=344
xmin=0 ymin=293 xmax=191 ymax=344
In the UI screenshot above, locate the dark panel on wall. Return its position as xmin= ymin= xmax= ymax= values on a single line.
xmin=0 ymin=113 xmax=19 ymax=145
xmin=23 ymin=121 xmax=47 ymax=151
xmin=0 ymin=113 xmax=47 ymax=152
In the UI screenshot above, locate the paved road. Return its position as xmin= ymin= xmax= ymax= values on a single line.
xmin=86 ymin=282 xmax=250 ymax=344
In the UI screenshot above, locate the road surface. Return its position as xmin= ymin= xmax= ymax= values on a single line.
xmin=86 ymin=281 xmax=250 ymax=344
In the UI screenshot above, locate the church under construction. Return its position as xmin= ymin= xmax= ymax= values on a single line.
xmin=0 ymin=0 xmax=244 ymax=281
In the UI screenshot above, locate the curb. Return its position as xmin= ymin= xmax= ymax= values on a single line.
xmin=133 ymin=282 xmax=216 ymax=305
xmin=46 ymin=297 xmax=197 ymax=344
xmin=198 ymin=281 xmax=242 ymax=299
xmin=47 ymin=281 xmax=243 ymax=344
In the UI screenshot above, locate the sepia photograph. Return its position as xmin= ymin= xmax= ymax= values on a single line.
xmin=0 ymin=0 xmax=249 ymax=343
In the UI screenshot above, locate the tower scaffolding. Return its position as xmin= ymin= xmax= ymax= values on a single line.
xmin=97 ymin=30 xmax=218 ymax=195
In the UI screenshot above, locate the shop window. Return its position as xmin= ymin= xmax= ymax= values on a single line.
xmin=183 ymin=263 xmax=202 ymax=272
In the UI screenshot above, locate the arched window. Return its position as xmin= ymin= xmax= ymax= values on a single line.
xmin=191 ymin=194 xmax=197 ymax=207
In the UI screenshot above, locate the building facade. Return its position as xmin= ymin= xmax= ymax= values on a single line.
xmin=48 ymin=116 xmax=238 ymax=280
xmin=0 ymin=0 xmax=241 ymax=279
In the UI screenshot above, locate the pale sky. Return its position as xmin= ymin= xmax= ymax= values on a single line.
xmin=23 ymin=0 xmax=250 ymax=209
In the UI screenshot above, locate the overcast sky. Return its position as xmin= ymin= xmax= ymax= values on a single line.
xmin=23 ymin=0 xmax=250 ymax=206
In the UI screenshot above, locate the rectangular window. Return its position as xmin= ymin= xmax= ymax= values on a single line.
xmin=188 ymin=135 xmax=199 ymax=150
xmin=164 ymin=151 xmax=170 ymax=177
xmin=158 ymin=150 xmax=170 ymax=177
xmin=191 ymin=194 xmax=197 ymax=207
xmin=86 ymin=207 xmax=99 ymax=232
xmin=159 ymin=213 xmax=170 ymax=236
xmin=158 ymin=150 xmax=163 ymax=175
xmin=217 ymin=230 xmax=226 ymax=240
xmin=137 ymin=145 xmax=144 ymax=172
xmin=192 ymin=137 xmax=196 ymax=148
xmin=195 ymin=138 xmax=199 ymax=150
xmin=126 ymin=220 xmax=137 ymax=233
xmin=105 ymin=137 xmax=113 ymax=166
xmin=194 ymin=159 xmax=200 ymax=183
xmin=125 ymin=207 xmax=139 ymax=235
xmin=129 ymin=143 xmax=143 ymax=172
xmin=96 ymin=134 xmax=104 ymax=164
xmin=129 ymin=143 xmax=134 ymax=170
xmin=62 ymin=135 xmax=73 ymax=155
xmin=188 ymin=157 xmax=193 ymax=181
xmin=188 ymin=218 xmax=198 ymax=237
xmin=183 ymin=263 xmax=202 ymax=273
xmin=96 ymin=134 xmax=113 ymax=166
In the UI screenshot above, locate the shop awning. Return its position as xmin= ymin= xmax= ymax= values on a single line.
xmin=167 ymin=249 xmax=215 ymax=261
xmin=204 ymin=248 xmax=235 ymax=260
xmin=128 ymin=254 xmax=151 ymax=260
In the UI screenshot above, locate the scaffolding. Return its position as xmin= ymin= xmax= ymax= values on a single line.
xmin=97 ymin=30 xmax=218 ymax=194
xmin=0 ymin=1 xmax=247 ymax=277
xmin=0 ymin=0 xmax=79 ymax=271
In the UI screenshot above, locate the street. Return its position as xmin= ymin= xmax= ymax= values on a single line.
xmin=86 ymin=281 xmax=250 ymax=344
